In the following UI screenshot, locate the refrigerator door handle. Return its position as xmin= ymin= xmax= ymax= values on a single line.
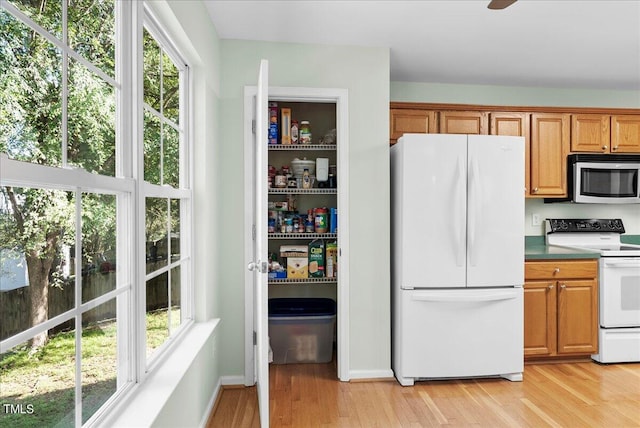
xmin=454 ymin=156 xmax=465 ymax=267
xmin=411 ymin=289 xmax=519 ymax=303
xmin=468 ymin=158 xmax=481 ymax=267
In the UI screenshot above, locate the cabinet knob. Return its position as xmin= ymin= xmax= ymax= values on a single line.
xmin=554 ymin=267 xmax=560 ymax=274
xmin=602 ymin=145 xmax=608 ymax=150
xmin=533 ymin=187 xmax=539 ymax=193
xmin=548 ymin=284 xmax=554 ymax=289
xmin=612 ymin=146 xmax=618 ymax=151
xmin=560 ymin=284 xmax=566 ymax=289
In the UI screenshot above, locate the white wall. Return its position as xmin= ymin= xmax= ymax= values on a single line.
xmin=391 ymin=81 xmax=640 ymax=234
xmin=218 ymin=40 xmax=391 ymax=378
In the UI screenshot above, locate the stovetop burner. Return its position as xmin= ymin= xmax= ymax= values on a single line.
xmin=545 ymin=218 xmax=640 ymax=257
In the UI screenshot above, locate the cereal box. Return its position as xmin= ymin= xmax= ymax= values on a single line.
xmin=268 ymin=102 xmax=278 ymax=144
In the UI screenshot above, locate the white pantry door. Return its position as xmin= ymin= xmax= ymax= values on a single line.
xmin=247 ymin=59 xmax=269 ymax=427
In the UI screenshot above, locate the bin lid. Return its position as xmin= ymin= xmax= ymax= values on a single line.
xmin=268 ymin=298 xmax=336 ymax=317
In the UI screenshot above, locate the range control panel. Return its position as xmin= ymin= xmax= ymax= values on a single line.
xmin=546 ymin=218 xmax=625 ymax=234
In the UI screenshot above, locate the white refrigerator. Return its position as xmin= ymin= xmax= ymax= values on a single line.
xmin=391 ymin=133 xmax=525 ymax=386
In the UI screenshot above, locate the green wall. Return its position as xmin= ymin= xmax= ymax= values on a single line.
xmin=219 ymin=40 xmax=391 ymax=378
xmin=391 ymin=81 xmax=640 ymax=108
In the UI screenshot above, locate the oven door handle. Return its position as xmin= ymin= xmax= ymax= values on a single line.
xmin=604 ymin=260 xmax=640 ymax=268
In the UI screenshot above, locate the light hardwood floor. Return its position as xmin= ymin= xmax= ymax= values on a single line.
xmin=207 ymin=361 xmax=640 ymax=427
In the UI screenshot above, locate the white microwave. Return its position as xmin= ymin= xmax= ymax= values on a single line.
xmin=568 ymin=154 xmax=640 ymax=204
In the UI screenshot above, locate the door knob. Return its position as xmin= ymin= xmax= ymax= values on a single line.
xmin=248 ymin=261 xmax=267 ymax=273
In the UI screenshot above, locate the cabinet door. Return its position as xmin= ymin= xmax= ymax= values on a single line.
xmin=439 ymin=111 xmax=488 ymax=135
xmin=571 ymin=114 xmax=611 ymax=153
xmin=530 ymin=113 xmax=570 ymax=197
xmin=390 ymin=109 xmax=437 ymax=144
xmin=490 ymin=112 xmax=530 ymax=195
xmin=557 ymin=279 xmax=598 ymax=354
xmin=524 ymin=281 xmax=556 ymax=356
xmin=611 ymin=115 xmax=640 ymax=153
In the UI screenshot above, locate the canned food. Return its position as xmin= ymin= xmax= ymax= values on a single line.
xmin=274 ymin=175 xmax=287 ymax=188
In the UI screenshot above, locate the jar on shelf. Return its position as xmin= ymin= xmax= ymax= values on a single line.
xmin=300 ymin=121 xmax=312 ymax=144
xmin=314 ymin=207 xmax=328 ymax=233
xmin=291 ymin=120 xmax=299 ymax=144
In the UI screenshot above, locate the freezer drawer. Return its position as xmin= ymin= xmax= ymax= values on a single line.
xmin=392 ymin=288 xmax=523 ymax=386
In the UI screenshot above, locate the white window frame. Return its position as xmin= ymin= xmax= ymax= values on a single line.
xmin=138 ymin=4 xmax=194 ymax=373
xmin=0 ymin=0 xmax=195 ymax=424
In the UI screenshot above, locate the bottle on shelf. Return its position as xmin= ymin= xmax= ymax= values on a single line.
xmin=302 ymin=168 xmax=311 ymax=189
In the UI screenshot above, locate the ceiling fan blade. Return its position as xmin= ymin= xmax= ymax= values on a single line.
xmin=488 ymin=0 xmax=517 ymax=9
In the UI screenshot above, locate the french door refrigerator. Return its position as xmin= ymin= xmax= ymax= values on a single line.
xmin=390 ymin=133 xmax=525 ymax=386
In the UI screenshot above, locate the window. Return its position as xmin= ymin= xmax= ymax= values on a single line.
xmin=141 ymin=15 xmax=191 ymax=363
xmin=0 ymin=1 xmax=192 ymax=426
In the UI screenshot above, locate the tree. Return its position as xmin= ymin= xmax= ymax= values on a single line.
xmin=0 ymin=0 xmax=116 ymax=350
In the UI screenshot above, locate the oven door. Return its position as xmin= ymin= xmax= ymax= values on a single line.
xmin=574 ymin=162 xmax=640 ymax=204
xmin=600 ymin=257 xmax=640 ymax=328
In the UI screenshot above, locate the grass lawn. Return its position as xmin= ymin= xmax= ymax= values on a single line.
xmin=0 ymin=309 xmax=179 ymax=427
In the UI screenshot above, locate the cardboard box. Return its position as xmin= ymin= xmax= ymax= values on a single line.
xmin=268 ymin=102 xmax=278 ymax=144
xmin=280 ymin=245 xmax=308 ymax=258
xmin=268 ymin=271 xmax=287 ymax=280
xmin=308 ymin=240 xmax=325 ymax=278
xmin=281 ymin=108 xmax=291 ymax=144
xmin=286 ymin=257 xmax=308 ymax=279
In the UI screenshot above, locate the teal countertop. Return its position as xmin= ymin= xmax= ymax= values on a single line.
xmin=524 ymin=235 xmax=640 ymax=260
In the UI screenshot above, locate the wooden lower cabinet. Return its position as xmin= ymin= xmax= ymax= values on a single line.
xmin=524 ymin=259 xmax=598 ymax=360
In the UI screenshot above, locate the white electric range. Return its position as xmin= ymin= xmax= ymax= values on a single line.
xmin=546 ymin=218 xmax=640 ymax=363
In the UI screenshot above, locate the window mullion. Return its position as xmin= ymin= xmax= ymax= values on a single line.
xmin=166 ymin=198 xmax=172 ymax=333
xmin=62 ymin=1 xmax=68 ymax=168
xmin=74 ymin=189 xmax=83 ymax=427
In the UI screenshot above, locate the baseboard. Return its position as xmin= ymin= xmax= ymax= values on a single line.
xmin=220 ymin=375 xmax=247 ymax=386
xmin=349 ymin=368 xmax=395 ymax=380
xmin=199 ymin=377 xmax=222 ymax=428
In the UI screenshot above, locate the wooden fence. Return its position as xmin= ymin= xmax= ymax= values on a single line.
xmin=1 ymin=267 xmax=180 ymax=342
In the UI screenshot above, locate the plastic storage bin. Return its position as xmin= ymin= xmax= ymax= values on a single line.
xmin=268 ymin=298 xmax=336 ymax=364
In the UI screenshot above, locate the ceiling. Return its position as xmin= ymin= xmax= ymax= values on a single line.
xmin=204 ymin=0 xmax=640 ymax=91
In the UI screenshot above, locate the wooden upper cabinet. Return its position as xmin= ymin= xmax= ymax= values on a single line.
xmin=490 ymin=113 xmax=530 ymax=195
xmin=530 ymin=113 xmax=570 ymax=197
xmin=571 ymin=114 xmax=611 ymax=153
xmin=490 ymin=112 xmax=529 ymax=138
xmin=611 ymin=115 xmax=640 ymax=153
xmin=390 ymin=109 xmax=438 ymax=144
xmin=439 ymin=111 xmax=488 ymax=135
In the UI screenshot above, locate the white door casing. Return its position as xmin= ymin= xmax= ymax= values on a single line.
xmin=243 ymin=85 xmax=350 ymax=386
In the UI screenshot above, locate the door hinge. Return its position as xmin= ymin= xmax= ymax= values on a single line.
xmin=252 ymin=224 xmax=256 ymax=241
xmin=252 ymin=119 xmax=256 ymax=135
xmin=253 ymin=330 xmax=257 ymax=345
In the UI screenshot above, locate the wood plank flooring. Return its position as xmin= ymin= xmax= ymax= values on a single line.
xmin=207 ymin=361 xmax=640 ymax=427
